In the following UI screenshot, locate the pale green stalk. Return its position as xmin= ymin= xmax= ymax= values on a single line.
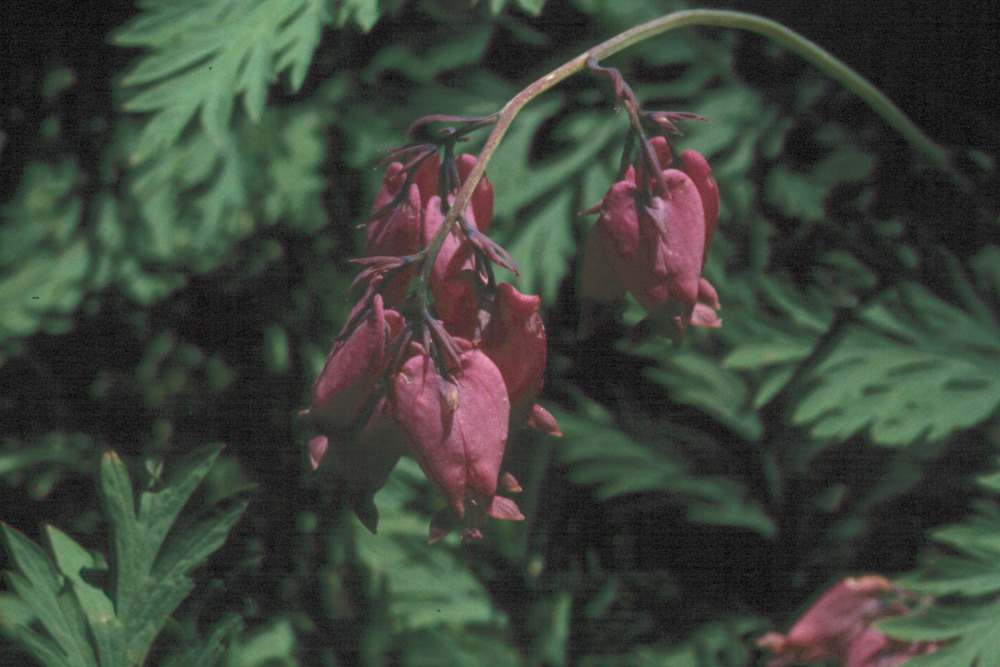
xmin=418 ymin=9 xmax=955 ymax=295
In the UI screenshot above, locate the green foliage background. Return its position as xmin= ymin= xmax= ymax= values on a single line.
xmin=1 ymin=0 xmax=998 ymax=664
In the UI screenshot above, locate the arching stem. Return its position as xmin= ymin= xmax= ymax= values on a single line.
xmin=416 ymin=8 xmax=959 ymax=299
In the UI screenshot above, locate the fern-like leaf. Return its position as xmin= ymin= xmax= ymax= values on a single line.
xmin=113 ymin=0 xmax=336 ymax=162
xmin=792 ymin=281 xmax=1000 ymax=446
xmin=552 ymin=402 xmax=775 ymax=536
xmin=877 ymin=463 xmax=1000 ymax=666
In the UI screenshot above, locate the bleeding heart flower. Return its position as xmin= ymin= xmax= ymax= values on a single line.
xmin=363 ymin=157 xmax=438 ymax=303
xmin=308 ymin=397 xmax=406 ymax=533
xmin=300 ymin=294 xmax=403 ymax=446
xmin=580 ymin=136 xmax=720 ymax=341
xmin=421 ymin=154 xmax=498 ymax=334
xmin=756 ymin=576 xmax=938 ymax=667
xmin=390 ymin=341 xmax=522 ymax=540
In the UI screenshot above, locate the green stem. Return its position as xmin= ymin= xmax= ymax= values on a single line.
xmin=418 ymin=9 xmax=956 ymax=293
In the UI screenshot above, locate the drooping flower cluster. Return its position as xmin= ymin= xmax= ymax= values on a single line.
xmin=581 ymin=136 xmax=721 ymax=342
xmin=756 ymin=576 xmax=940 ymax=667
xmin=303 ymin=63 xmax=726 ymax=541
xmin=300 ymin=143 xmax=559 ymax=542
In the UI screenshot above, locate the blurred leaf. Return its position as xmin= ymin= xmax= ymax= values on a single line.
xmin=160 ymin=614 xmax=243 ymax=667
xmin=644 ymin=350 xmax=763 ymax=442
xmin=529 ymin=591 xmax=572 ymax=666
xmin=0 ymin=161 xmax=91 ymax=347
xmin=765 ymin=145 xmax=874 ymax=223
xmin=257 ymin=108 xmax=330 ymax=231
xmin=553 ymin=401 xmax=775 ymax=537
xmin=580 ymin=617 xmax=767 ymax=667
xmin=337 ymin=0 xmax=379 ymax=31
xmin=226 ymin=617 xmax=297 ymax=667
xmin=793 ymin=281 xmax=1000 ymax=446
xmin=352 ymin=458 xmax=506 ymax=630
xmin=113 ymin=0 xmax=335 ymax=161
xmin=397 ymin=627 xmax=523 ymax=667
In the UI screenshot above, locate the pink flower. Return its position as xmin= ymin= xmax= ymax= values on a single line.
xmin=390 ymin=341 xmax=522 ymax=540
xmin=421 ymin=155 xmax=496 ymax=334
xmin=300 ymin=294 xmax=403 ymax=447
xmin=363 ymin=157 xmax=437 ymax=303
xmin=843 ymin=626 xmax=938 ymax=667
xmin=364 ymin=153 xmax=495 ymax=314
xmin=305 ymin=145 xmax=556 ymax=541
xmin=299 ymin=295 xmax=409 ymax=532
xmin=580 ymin=137 xmax=720 ymax=340
xmin=479 ymin=282 xmax=561 ymax=436
xmin=306 ymin=398 xmax=406 ymax=533
xmin=758 ymin=576 xmax=894 ymax=665
xmin=757 ymin=576 xmax=939 ymax=666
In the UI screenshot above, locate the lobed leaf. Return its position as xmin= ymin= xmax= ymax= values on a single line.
xmin=552 ymin=402 xmax=775 ymax=536
xmin=792 ymin=282 xmax=1000 ymax=446
xmin=113 ymin=0 xmax=336 ymax=162
xmin=0 ymin=524 xmax=96 ymax=667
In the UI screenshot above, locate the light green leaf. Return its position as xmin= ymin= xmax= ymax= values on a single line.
xmin=0 ymin=525 xmax=96 ymax=667
xmin=226 ymin=617 xmax=296 ymax=666
xmin=336 ymin=0 xmax=379 ymax=31
xmin=46 ymin=527 xmax=124 ymax=667
xmin=514 ymin=0 xmax=546 ymax=16
xmin=113 ymin=0 xmax=334 ymax=161
xmin=792 ymin=282 xmax=1000 ymax=446
xmin=879 ymin=602 xmax=1000 ymax=665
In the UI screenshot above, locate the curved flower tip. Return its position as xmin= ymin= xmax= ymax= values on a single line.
xmin=308 ymin=435 xmax=328 ymax=471
xmin=460 ymin=528 xmax=485 ymax=544
xmin=488 ymin=495 xmax=524 ymax=520
xmin=528 ymin=404 xmax=562 ymax=437
xmin=499 ymin=471 xmax=523 ymax=493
